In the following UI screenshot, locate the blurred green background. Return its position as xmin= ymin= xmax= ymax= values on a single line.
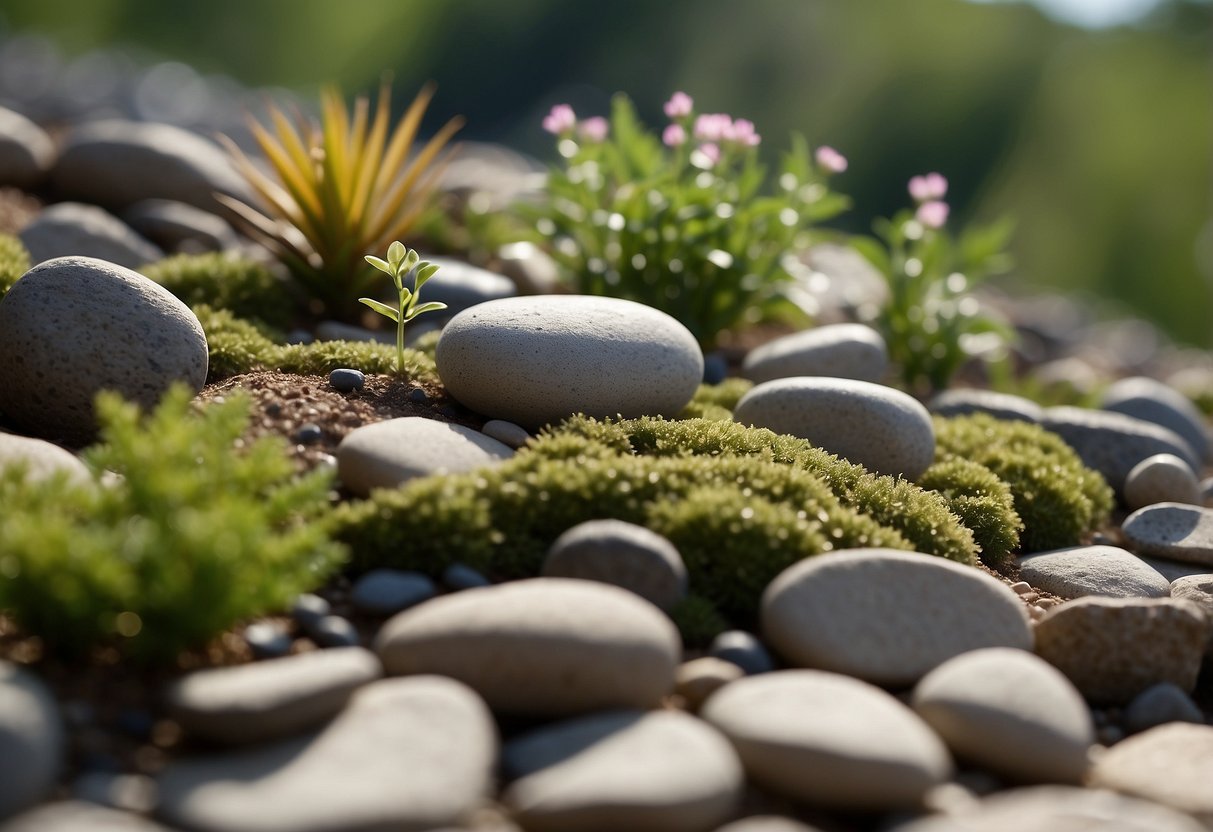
xmin=3 ymin=0 xmax=1211 ymax=344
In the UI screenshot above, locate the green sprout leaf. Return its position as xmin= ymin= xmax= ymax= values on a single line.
xmin=363 ymin=242 xmax=444 ymax=375
xmin=358 ymin=297 xmax=401 ymax=322
xmin=364 ymin=255 xmax=393 ymax=275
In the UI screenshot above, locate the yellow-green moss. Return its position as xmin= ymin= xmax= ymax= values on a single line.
xmin=0 ymin=233 xmax=30 ymax=300
xmin=142 ymin=252 xmax=298 ymax=329
xmin=679 ymin=378 xmax=754 ymax=420
xmin=918 ymin=458 xmax=1023 ymax=567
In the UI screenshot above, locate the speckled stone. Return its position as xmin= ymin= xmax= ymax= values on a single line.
xmin=19 ymin=202 xmax=163 ymax=269
xmin=0 ymin=801 xmax=177 ymax=831
xmin=1089 ymin=723 xmax=1213 ymax=826
xmin=336 ymin=416 xmax=514 ymax=496
xmin=762 ymin=549 xmax=1031 ymax=687
xmin=1123 ymin=682 xmax=1205 ymax=734
xmin=927 ymin=388 xmax=1045 ymax=424
xmin=1017 ymin=545 xmax=1171 ymax=599
xmin=1122 ymin=502 xmax=1213 ymax=566
xmin=911 ymin=648 xmax=1094 ymax=784
xmin=417 ymin=257 xmax=517 ymax=317
xmin=542 ymin=519 xmax=688 ymax=611
xmin=165 ymin=647 xmax=382 ymax=745
xmin=1124 ymin=454 xmax=1201 ymax=510
xmin=741 ymin=323 xmax=888 ymax=384
xmin=0 ymin=433 xmax=92 ymax=486
xmin=1041 ymin=406 xmax=1198 ymax=496
xmin=0 ymin=661 xmax=65 ymax=820
xmin=481 ymin=419 xmax=531 ymax=449
xmin=502 ymin=710 xmax=744 ymax=832
xmin=1102 ymin=375 xmax=1211 ymax=463
xmin=374 ymin=578 xmax=680 ymax=717
xmin=1169 ymin=574 xmax=1213 ymax=657
xmin=156 ymin=676 xmax=497 ymax=832
xmin=734 ymin=378 xmax=935 ymax=479
xmin=701 ymin=670 xmax=952 ymax=810
xmin=435 ymin=296 xmax=703 ymax=430
xmin=1033 ymin=596 xmax=1209 ymax=704
xmin=0 ymin=256 xmax=208 ymax=445
xmin=0 ymin=105 xmax=54 ymax=189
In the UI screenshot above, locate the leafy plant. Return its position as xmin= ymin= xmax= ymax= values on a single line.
xmin=852 ymin=172 xmax=1015 ymax=396
xmin=0 ymin=386 xmax=345 ymax=660
xmin=360 ymin=241 xmax=446 ymax=374
xmin=522 ymin=92 xmax=850 ymax=349
xmin=219 ymin=81 xmax=462 ymax=320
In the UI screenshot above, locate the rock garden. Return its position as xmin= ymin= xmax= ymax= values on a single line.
xmin=1 ymin=49 xmax=1212 ymax=832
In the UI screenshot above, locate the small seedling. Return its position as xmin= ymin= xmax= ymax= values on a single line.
xmin=360 ymin=241 xmax=446 ymax=374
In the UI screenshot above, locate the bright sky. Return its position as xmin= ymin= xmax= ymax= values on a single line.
xmin=969 ymin=0 xmax=1166 ymax=27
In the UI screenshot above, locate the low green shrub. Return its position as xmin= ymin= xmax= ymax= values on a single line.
xmin=0 ymin=233 xmax=30 ymax=300
xmin=0 ymin=386 xmax=345 ymax=660
xmin=668 ymin=594 xmax=729 ymax=648
xmin=918 ymin=458 xmax=1022 ymax=568
xmin=933 ymin=413 xmax=1114 ymax=552
xmin=141 ymin=252 xmax=299 ymax=329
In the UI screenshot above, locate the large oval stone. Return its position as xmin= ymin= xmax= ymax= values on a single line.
xmin=734 ymin=377 xmax=934 ymax=479
xmin=374 ymin=578 xmax=680 ymax=717
xmin=0 ymin=256 xmax=208 ymax=445
xmin=741 ymin=323 xmax=888 ymax=384
xmin=435 ymin=296 xmax=703 ymax=430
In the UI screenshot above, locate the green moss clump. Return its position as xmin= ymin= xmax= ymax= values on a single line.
xmin=0 ymin=386 xmax=345 ymax=661
xmin=0 ymin=233 xmax=30 ymax=300
xmin=918 ymin=458 xmax=1023 ymax=568
xmin=668 ymin=594 xmax=729 ymax=648
xmin=679 ymin=378 xmax=754 ymax=420
xmin=141 ymin=253 xmax=298 ymax=329
xmin=933 ymin=413 xmax=1114 ymax=552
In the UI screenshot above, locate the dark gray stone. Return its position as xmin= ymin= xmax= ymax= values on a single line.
xmin=709 ymin=630 xmax=776 ymax=675
xmin=20 ymin=202 xmax=163 ymax=269
xmin=350 ymin=569 xmax=437 ymax=616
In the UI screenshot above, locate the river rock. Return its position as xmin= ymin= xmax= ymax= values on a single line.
xmin=708 ymin=630 xmax=776 ymax=676
xmin=375 ymin=578 xmax=680 ymax=717
xmin=741 ymin=323 xmax=888 ymax=384
xmin=1122 ymin=502 xmax=1213 ymax=566
xmin=1033 ymin=596 xmax=1208 ymax=703
xmin=911 ymin=648 xmax=1094 ymax=783
xmin=0 ymin=801 xmax=177 ymax=831
xmin=1016 ymin=545 xmax=1171 ymax=599
xmin=502 ymin=710 xmax=744 ymax=832
xmin=1169 ymin=573 xmax=1213 ymax=654
xmin=762 ymin=549 xmax=1031 ymax=687
xmin=0 ymin=661 xmax=64 ymax=820
xmin=481 ymin=419 xmax=530 ymax=449
xmin=416 ymin=257 xmax=516 ymax=317
xmin=165 ymin=647 xmax=382 ymax=745
xmin=435 ymin=295 xmax=703 ymax=430
xmin=1040 ymin=406 xmax=1198 ymax=495
xmin=542 ymin=519 xmax=688 ymax=611
xmin=928 ymin=388 xmax=1044 ymax=424
xmin=0 ymin=432 xmax=92 ymax=486
xmin=1124 ymin=453 xmax=1202 ymax=509
xmin=701 ymin=670 xmax=952 ymax=810
xmin=734 ymin=378 xmax=935 ymax=479
xmin=1102 ymin=375 xmax=1210 ymax=462
xmin=1123 ymin=682 xmax=1205 ymax=734
xmin=156 ymin=676 xmax=496 ymax=832
xmin=0 ymin=256 xmax=208 ymax=445
xmin=674 ymin=657 xmax=745 ymax=711
xmin=52 ymin=119 xmax=254 ymax=213
xmin=1089 ymin=723 xmax=1213 ymax=826
xmin=335 ymin=417 xmax=514 ymax=496
xmin=0 ymin=105 xmax=54 ymax=188
xmin=19 ymin=202 xmax=163 ymax=269
xmin=350 ymin=569 xmax=437 ymax=616
xmin=122 ymin=199 xmax=240 ymax=254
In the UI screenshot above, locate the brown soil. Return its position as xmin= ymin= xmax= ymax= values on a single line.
xmin=0 ymin=186 xmax=40 ymax=235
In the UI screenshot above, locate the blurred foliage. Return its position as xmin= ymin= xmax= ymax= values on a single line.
xmin=3 ymin=0 xmax=1209 ymax=343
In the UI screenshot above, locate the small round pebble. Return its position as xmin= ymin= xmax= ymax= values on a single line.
xmin=709 ymin=630 xmax=776 ymax=675
xmin=481 ymin=419 xmax=531 ymax=450
xmin=542 ymin=519 xmax=688 ymax=611
xmin=290 ymin=594 xmax=331 ymax=631
xmin=294 ymin=423 xmax=323 ymax=445
xmin=703 ymin=352 xmax=729 ymax=385
xmin=1124 ymin=453 xmax=1201 ymax=509
xmin=328 ymin=368 xmax=365 ymax=393
xmin=441 ymin=562 xmax=492 ymax=591
xmin=674 ymin=657 xmax=744 ymax=711
xmin=311 ymin=615 xmax=360 ymax=648
xmin=409 ymin=388 xmax=428 ymax=403
xmin=349 ymin=569 xmax=437 ymax=616
xmin=242 ymin=622 xmax=293 ymax=660
xmin=1123 ymin=682 xmax=1205 ymax=734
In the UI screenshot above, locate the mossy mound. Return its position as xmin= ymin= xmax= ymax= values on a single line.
xmin=141 ymin=252 xmax=299 ymax=329
xmin=680 ymin=378 xmax=754 ymax=420
xmin=918 ymin=458 xmax=1023 ymax=567
xmin=0 ymin=233 xmax=30 ymax=300
xmin=933 ymin=413 xmax=1114 ymax=552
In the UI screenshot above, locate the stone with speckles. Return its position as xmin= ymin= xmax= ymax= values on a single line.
xmin=741 ymin=323 xmax=888 ymax=384
xmin=0 ymin=256 xmax=208 ymax=445
xmin=1017 ymin=545 xmax=1171 ymax=599
xmin=734 ymin=377 xmax=935 ymax=479
xmin=928 ymin=388 xmax=1044 ymax=424
xmin=1122 ymin=502 xmax=1213 ymax=566
xmin=435 ymin=296 xmax=703 ymax=430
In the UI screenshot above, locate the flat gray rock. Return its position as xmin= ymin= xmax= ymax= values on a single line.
xmin=1169 ymin=573 xmax=1213 ymax=658
xmin=761 ymin=549 xmax=1031 ymax=687
xmin=165 ymin=646 xmax=382 ymax=745
xmin=911 ymin=647 xmax=1094 ymax=783
xmin=1041 ymin=406 xmax=1198 ymax=495
xmin=0 ymin=661 xmax=64 ymax=820
xmin=375 ymin=578 xmax=680 ymax=717
xmin=0 ymin=432 xmax=92 ymax=486
xmin=1122 ymin=502 xmax=1213 ymax=566
xmin=1124 ymin=453 xmax=1201 ymax=510
xmin=122 ymin=199 xmax=240 ymax=254
xmin=350 ymin=569 xmax=436 ymax=616
xmin=0 ymin=256 xmax=208 ymax=445
xmin=542 ymin=519 xmax=688 ymax=611
xmin=20 ymin=202 xmax=163 ymax=269
xmin=1102 ymin=375 xmax=1210 ymax=463
xmin=741 ymin=323 xmax=888 ymax=384
xmin=1089 ymin=723 xmax=1213 ymax=827
xmin=701 ymin=670 xmax=952 ymax=811
xmin=435 ymin=295 xmax=703 ymax=430
xmin=1138 ymin=555 xmax=1211 ymax=582
xmin=336 ymin=417 xmax=514 ymax=496
xmin=1017 ymin=545 xmax=1171 ymax=599
xmin=1033 ymin=596 xmax=1208 ymax=704
xmin=157 ymin=676 xmax=497 ymax=832
xmin=0 ymin=105 xmax=54 ymax=189
xmin=734 ymin=378 xmax=935 ymax=479
xmin=415 ymin=257 xmax=517 ymax=317
xmin=502 ymin=710 xmax=744 ymax=832
xmin=0 ymin=801 xmax=176 ymax=831
xmin=927 ymin=388 xmax=1045 ymax=424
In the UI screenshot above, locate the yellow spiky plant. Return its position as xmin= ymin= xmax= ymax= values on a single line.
xmin=219 ymin=82 xmax=462 ymax=319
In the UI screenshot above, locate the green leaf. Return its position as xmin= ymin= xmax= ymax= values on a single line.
xmin=364 ymin=255 xmax=392 ymax=274
xmin=416 ymin=263 xmax=441 ymax=285
xmin=358 ymin=297 xmax=401 ymax=321
xmin=387 ymin=240 xmax=406 ymax=268
xmin=405 ymin=301 xmax=447 ymax=320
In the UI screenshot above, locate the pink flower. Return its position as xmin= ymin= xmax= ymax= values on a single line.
xmin=662 ymin=123 xmax=687 ymax=147
xmin=916 ymin=200 xmax=950 ymax=229
xmin=728 ymin=118 xmax=761 ymax=147
xmin=698 ymin=142 xmax=721 ymax=166
xmin=542 ymin=103 xmax=576 ymax=135
xmin=664 ymin=91 xmax=694 ymax=119
xmin=909 ymin=171 xmax=948 ymax=202
xmin=694 ymin=113 xmax=732 ymax=142
xmin=578 ymin=116 xmax=609 ymax=143
xmin=815 ymin=145 xmax=848 ymax=174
